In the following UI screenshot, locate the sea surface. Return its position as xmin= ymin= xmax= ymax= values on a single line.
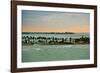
xmin=22 ymin=33 xmax=90 ymax=62
xmin=22 ymin=33 xmax=89 ymax=38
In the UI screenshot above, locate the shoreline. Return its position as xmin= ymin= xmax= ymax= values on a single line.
xmin=22 ymin=44 xmax=89 ymax=46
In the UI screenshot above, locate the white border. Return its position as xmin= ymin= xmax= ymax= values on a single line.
xmin=17 ymin=5 xmax=94 ymax=68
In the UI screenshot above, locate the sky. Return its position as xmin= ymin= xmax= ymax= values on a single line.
xmin=22 ymin=10 xmax=90 ymax=33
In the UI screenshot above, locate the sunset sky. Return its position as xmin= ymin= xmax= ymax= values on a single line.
xmin=22 ymin=10 xmax=90 ymax=33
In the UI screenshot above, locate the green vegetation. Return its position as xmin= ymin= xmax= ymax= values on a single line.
xmin=22 ymin=36 xmax=89 ymax=45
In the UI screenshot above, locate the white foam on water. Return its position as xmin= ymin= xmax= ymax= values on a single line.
xmin=64 ymin=45 xmax=73 ymax=48
xmin=35 ymin=48 xmax=41 ymax=51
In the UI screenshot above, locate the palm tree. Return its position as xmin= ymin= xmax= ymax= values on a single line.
xmin=69 ymin=37 xmax=72 ymax=43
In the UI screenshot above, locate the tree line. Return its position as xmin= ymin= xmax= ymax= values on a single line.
xmin=22 ymin=36 xmax=89 ymax=45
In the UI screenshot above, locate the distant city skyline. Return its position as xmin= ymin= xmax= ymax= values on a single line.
xmin=22 ymin=10 xmax=90 ymax=33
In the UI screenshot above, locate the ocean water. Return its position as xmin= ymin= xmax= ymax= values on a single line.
xmin=22 ymin=33 xmax=90 ymax=62
xmin=22 ymin=33 xmax=89 ymax=38
xmin=22 ymin=44 xmax=90 ymax=62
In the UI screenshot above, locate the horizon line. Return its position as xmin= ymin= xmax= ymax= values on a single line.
xmin=22 ymin=32 xmax=89 ymax=33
